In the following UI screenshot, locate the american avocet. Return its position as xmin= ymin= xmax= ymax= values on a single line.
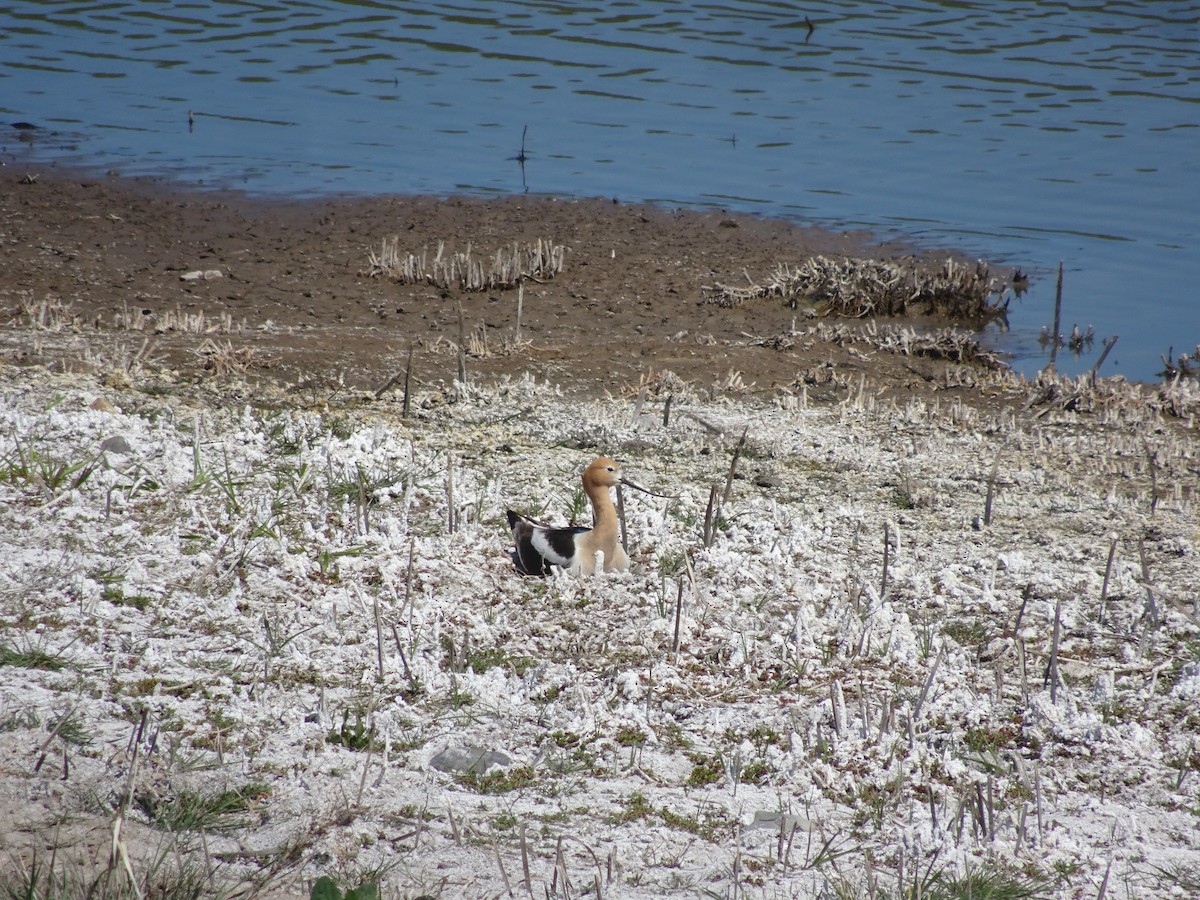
xmin=507 ymin=456 xmax=649 ymax=576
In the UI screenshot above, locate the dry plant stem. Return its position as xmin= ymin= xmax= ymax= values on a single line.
xmin=1012 ymin=583 xmax=1032 ymax=635
xmin=1049 ymin=261 xmax=1064 ymax=370
xmin=1143 ymin=439 xmax=1159 ymax=516
xmin=722 ymin=425 xmax=749 ymax=507
xmin=357 ymin=466 xmax=369 ymax=535
xmin=1138 ymin=538 xmax=1158 ymax=627
xmin=632 ymin=386 xmax=647 ymax=422
xmin=388 ymin=621 xmax=416 ymax=692
xmin=662 ymin=393 xmax=672 ymax=427
xmin=446 ymin=455 xmax=457 ymax=534
xmin=702 ymin=484 xmax=718 ymax=548
xmin=520 ymin=823 xmax=534 ymax=899
xmin=984 ymin=451 xmax=1001 ymax=526
xmin=880 ymin=522 xmax=891 ymax=600
xmin=912 ymin=644 xmax=944 ymax=727
xmin=496 ymin=849 xmax=513 ymax=896
xmin=456 ymin=301 xmax=467 ymax=387
xmin=1097 ymin=854 xmax=1114 ymax=900
xmin=108 ymin=710 xmax=148 ymax=900
xmin=354 ymin=724 xmax=376 ymax=808
xmin=554 ymin=837 xmax=568 ymax=897
xmin=515 ymin=281 xmax=523 ymax=341
xmin=373 ymin=593 xmax=384 ymax=682
xmin=373 ymin=370 xmax=403 ymax=401
xmin=404 ymin=535 xmax=416 ymax=624
xmin=403 ymin=343 xmax=414 ymax=417
xmin=1046 ymin=597 xmax=1063 ymax=703
xmin=1091 ymin=335 xmax=1119 ymax=383
xmin=1099 ymin=539 xmax=1118 ymax=626
xmin=671 ymin=579 xmax=684 ymax=660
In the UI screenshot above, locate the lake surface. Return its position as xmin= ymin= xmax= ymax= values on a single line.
xmin=3 ymin=0 xmax=1198 ymax=382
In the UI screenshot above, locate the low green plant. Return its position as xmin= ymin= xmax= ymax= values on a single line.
xmin=0 ymin=642 xmax=70 ymax=671
xmin=466 ymin=646 xmax=536 ymax=676
xmin=314 ymin=546 xmax=364 ymax=581
xmin=327 ymin=710 xmax=375 ymax=752
xmin=615 ymin=791 xmax=655 ymax=824
xmin=310 ymin=874 xmax=378 ymax=900
xmin=456 ymin=765 xmax=536 ymax=794
xmin=685 ymin=752 xmax=722 ymax=788
xmin=919 ymin=861 xmax=1054 ymax=899
xmin=134 ymin=782 xmax=270 ymax=834
xmin=614 ymin=725 xmax=647 ymax=747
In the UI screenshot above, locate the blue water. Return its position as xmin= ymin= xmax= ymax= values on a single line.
xmin=3 ymin=1 xmax=1198 ymax=382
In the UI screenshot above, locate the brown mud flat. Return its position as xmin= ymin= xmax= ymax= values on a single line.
xmin=1 ymin=169 xmax=1019 ymax=407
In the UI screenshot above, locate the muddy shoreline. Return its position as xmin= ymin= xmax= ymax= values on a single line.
xmin=2 ymin=167 xmax=1024 ymax=405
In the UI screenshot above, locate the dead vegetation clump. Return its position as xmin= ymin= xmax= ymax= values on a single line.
xmin=1158 ymin=344 xmax=1200 ymax=381
xmin=705 ymin=256 xmax=1005 ymax=321
xmin=749 ymin=322 xmax=1006 ymax=370
xmin=111 ymin=302 xmax=244 ymax=336
xmin=11 ymin=293 xmax=82 ymax=331
xmin=1025 ymin=369 xmax=1200 ymax=421
xmin=366 ymin=237 xmax=565 ymax=291
xmin=193 ymin=339 xmax=259 ymax=376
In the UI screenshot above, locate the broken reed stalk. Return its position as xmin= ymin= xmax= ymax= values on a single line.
xmin=554 ymin=837 xmax=569 ymax=897
xmin=373 ymin=370 xmax=404 ymax=401
xmin=1099 ymin=538 xmax=1118 ymax=626
xmin=1091 ymin=335 xmax=1118 ymax=384
xmin=1138 ymin=537 xmax=1158 ymax=628
xmin=403 ymin=343 xmax=414 ymax=417
xmin=404 ymin=535 xmax=416 ymax=624
xmin=722 ymin=425 xmax=749 ymax=506
xmin=671 ymin=579 xmax=684 ymax=660
xmin=515 ymin=281 xmax=524 ymax=342
xmin=1049 ymin=261 xmax=1064 ymax=370
xmin=1045 ymin=597 xmax=1063 ymax=703
xmin=520 ymin=823 xmax=534 ymax=899
xmin=1097 ymin=855 xmax=1114 ymax=900
xmin=357 ymin=465 xmax=370 ymax=535
xmin=373 ymin=593 xmax=384 ymax=682
xmin=496 ymin=849 xmax=513 ymax=896
xmin=388 ymin=621 xmax=418 ymax=694
xmin=912 ymin=644 xmax=944 ymax=727
xmin=446 ymin=455 xmax=457 ymax=534
xmin=1143 ymin=440 xmax=1159 ymax=516
xmin=456 ymin=302 xmax=467 ymax=387
xmin=702 ymin=484 xmax=719 ymax=548
xmin=880 ymin=522 xmax=891 ymax=600
xmin=984 ymin=451 xmax=1001 ymax=526
xmin=632 ymin=385 xmax=647 ymax=423
xmin=354 ymin=723 xmax=376 ymax=808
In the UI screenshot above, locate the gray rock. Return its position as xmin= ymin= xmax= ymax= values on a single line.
xmin=100 ymin=436 xmax=134 ymax=455
xmin=429 ymin=746 xmax=513 ymax=774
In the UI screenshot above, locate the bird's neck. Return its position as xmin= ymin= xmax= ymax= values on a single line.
xmin=587 ymin=484 xmax=618 ymax=541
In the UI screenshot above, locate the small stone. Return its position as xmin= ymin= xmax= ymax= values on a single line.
xmin=100 ymin=436 xmax=133 ymax=455
xmin=180 ymin=269 xmax=224 ymax=282
xmin=429 ymin=746 xmax=513 ymax=775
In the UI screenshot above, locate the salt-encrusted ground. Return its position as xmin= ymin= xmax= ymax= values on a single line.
xmin=1 ymin=365 xmax=1198 ymax=899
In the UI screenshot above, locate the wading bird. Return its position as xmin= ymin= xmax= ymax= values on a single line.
xmin=506 ymin=456 xmax=652 ymax=576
